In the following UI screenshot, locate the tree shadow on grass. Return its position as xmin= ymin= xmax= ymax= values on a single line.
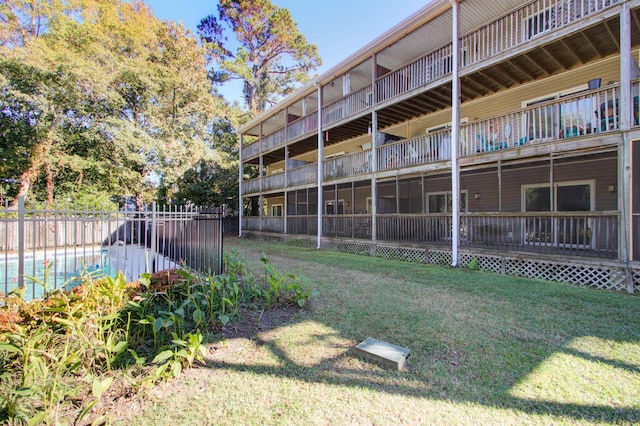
xmin=210 ymin=240 xmax=640 ymax=423
xmin=200 ymin=313 xmax=640 ymax=423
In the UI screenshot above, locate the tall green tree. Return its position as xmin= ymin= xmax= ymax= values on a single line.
xmin=169 ymin=117 xmax=244 ymax=212
xmin=198 ymin=0 xmax=321 ymax=116
xmin=0 ymin=0 xmax=222 ymax=207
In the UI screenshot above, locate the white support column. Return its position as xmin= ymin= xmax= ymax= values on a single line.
xmin=239 ymin=134 xmax=243 ymax=237
xmin=450 ymin=0 xmax=460 ymax=267
xmin=371 ymin=111 xmax=378 ymax=242
xmin=620 ymin=2 xmax=632 ymax=270
xmin=316 ymin=83 xmax=324 ymax=249
xmin=259 ymin=155 xmax=263 ymax=232
xmin=620 ymin=1 xmax=632 ymax=132
xmin=371 ymin=53 xmax=378 ymax=242
xmin=284 ymin=145 xmax=289 ymax=235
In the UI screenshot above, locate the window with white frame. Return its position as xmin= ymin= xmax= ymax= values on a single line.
xmin=271 ymin=204 xmax=283 ymax=217
xmin=426 ymin=191 xmax=468 ymax=213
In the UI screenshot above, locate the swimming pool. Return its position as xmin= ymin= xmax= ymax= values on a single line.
xmin=0 ymin=248 xmax=111 ymax=300
xmin=1 ymin=244 xmax=179 ymax=301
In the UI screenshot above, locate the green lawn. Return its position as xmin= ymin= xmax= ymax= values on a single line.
xmin=123 ymin=238 xmax=640 ymax=425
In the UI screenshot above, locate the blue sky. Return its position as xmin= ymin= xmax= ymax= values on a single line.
xmin=145 ymin=0 xmax=431 ymax=104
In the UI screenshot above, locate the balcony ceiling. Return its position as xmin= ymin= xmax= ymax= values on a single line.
xmin=333 ymin=8 xmax=640 ymax=140
xmin=251 ymin=3 xmax=640 ymax=166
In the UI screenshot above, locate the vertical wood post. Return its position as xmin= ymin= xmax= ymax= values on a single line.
xmin=450 ymin=0 xmax=460 ymax=266
xmin=620 ymin=3 xmax=633 ymax=292
xmin=317 ymin=83 xmax=324 ymax=249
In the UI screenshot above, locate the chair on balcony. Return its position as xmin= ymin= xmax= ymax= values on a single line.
xmin=599 ymin=97 xmax=639 ymax=130
xmin=477 ymin=134 xmax=508 ymax=152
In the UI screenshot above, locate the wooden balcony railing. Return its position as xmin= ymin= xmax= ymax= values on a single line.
xmin=322 ymin=215 xmax=372 ymax=239
xmin=322 ymin=85 xmax=374 ymax=126
xmin=243 ymin=1 xmax=622 ymax=162
xmin=324 ymin=151 xmax=371 ymax=180
xmin=241 ymin=216 xmax=285 ymax=233
xmin=376 ymin=44 xmax=453 ymax=103
xmin=376 ymin=211 xmax=617 ymax=258
xmin=262 ymin=172 xmax=286 ymax=192
xmin=460 ymin=211 xmax=618 ymax=258
xmin=246 ymin=211 xmax=618 ymax=260
xmin=377 ymin=214 xmax=453 ymax=244
xmin=459 ymin=84 xmax=624 ymax=156
xmin=242 ymin=141 xmax=261 ymax=160
xmin=263 ymin=128 xmax=287 ymax=152
xmin=287 ymin=111 xmax=318 ymax=140
xmin=262 ymin=217 xmax=285 ymax=233
xmin=461 ymin=0 xmax=618 ymax=68
xmin=241 ymin=216 xmax=261 ymax=231
xmin=289 ymin=163 xmax=317 ymax=186
xmin=287 ymin=215 xmax=318 ymax=236
xmin=242 ymin=177 xmax=261 ymax=195
xmin=377 ymin=130 xmax=452 ymax=172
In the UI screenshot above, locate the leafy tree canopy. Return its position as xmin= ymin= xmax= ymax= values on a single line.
xmin=0 ymin=0 xmax=226 ymax=207
xmin=198 ymin=0 xmax=321 ymax=116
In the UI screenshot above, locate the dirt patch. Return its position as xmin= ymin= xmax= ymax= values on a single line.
xmin=103 ymin=305 xmax=302 ymax=423
xmin=219 ymin=305 xmax=301 ymax=339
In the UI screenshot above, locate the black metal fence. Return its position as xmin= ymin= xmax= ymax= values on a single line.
xmin=0 ymin=198 xmax=224 ymax=300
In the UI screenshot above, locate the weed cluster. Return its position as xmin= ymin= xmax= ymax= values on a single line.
xmin=0 ymin=250 xmax=315 ymax=424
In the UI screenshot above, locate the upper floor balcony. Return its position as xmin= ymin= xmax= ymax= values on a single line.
xmin=241 ymin=0 xmax=630 ymax=163
xmin=241 ymin=80 xmax=639 ymax=196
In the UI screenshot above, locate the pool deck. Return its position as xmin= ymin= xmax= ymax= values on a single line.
xmin=107 ymin=243 xmax=178 ymax=282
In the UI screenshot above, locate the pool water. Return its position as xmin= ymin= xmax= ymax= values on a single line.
xmin=1 ymin=249 xmax=112 ymax=300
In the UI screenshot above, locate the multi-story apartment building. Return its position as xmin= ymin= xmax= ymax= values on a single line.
xmin=238 ymin=0 xmax=640 ymax=292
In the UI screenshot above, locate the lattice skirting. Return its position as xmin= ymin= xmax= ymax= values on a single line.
xmin=240 ymin=232 xmax=638 ymax=293
xmin=632 ymin=269 xmax=640 ymax=294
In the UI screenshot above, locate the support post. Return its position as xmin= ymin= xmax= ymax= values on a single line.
xmin=317 ymin=83 xmax=324 ymax=249
xmin=284 ymin=145 xmax=289 ymax=235
xmin=620 ymin=2 xmax=633 ymax=292
xmin=371 ymin=111 xmax=378 ymax=242
xmin=259 ymin=155 xmax=264 ymax=232
xmin=450 ymin=0 xmax=460 ymax=267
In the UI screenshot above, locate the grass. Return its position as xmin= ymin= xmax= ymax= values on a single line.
xmin=122 ymin=237 xmax=640 ymax=425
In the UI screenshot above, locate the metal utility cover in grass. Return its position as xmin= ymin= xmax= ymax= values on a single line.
xmin=354 ymin=337 xmax=410 ymax=370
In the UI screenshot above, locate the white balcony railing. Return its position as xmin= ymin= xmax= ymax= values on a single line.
xmin=377 ymin=130 xmax=453 ymax=172
xmin=461 ymin=0 xmax=619 ymax=68
xmin=244 ymin=0 xmax=622 ymax=163
xmin=288 ymin=111 xmax=318 ymax=140
xmin=324 ymin=150 xmax=371 ymax=179
xmin=322 ymin=85 xmax=374 ymax=126
xmin=376 ymin=44 xmax=453 ymax=103
xmin=460 ymin=84 xmax=623 ymax=156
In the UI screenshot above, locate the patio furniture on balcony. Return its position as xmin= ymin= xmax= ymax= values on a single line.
xmin=477 ymin=135 xmax=508 ymax=152
xmin=599 ymin=97 xmax=640 ymax=131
